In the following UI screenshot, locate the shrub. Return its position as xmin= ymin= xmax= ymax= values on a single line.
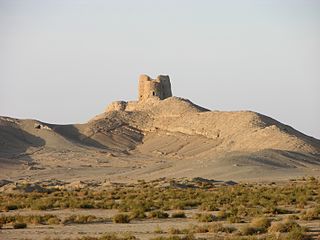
xmin=13 ymin=222 xmax=27 ymax=229
xmin=227 ymin=215 xmax=242 ymax=223
xmin=63 ymin=215 xmax=98 ymax=224
xmin=169 ymin=227 xmax=183 ymax=234
xmin=207 ymin=222 xmax=236 ymax=233
xmin=300 ymin=208 xmax=320 ymax=220
xmin=249 ymin=217 xmax=271 ymax=231
xmin=216 ymin=210 xmax=228 ymax=220
xmin=285 ymin=226 xmax=306 ymax=240
xmin=154 ymin=225 xmax=164 ymax=234
xmin=148 ymin=211 xmax=169 ymax=219
xmin=4 ymin=205 xmax=18 ymax=211
xmin=113 ymin=214 xmax=130 ymax=223
xmin=130 ymin=209 xmax=146 ymax=219
xmin=190 ymin=224 xmax=209 ymax=233
xmin=239 ymin=225 xmax=261 ymax=236
xmin=171 ymin=212 xmax=186 ymax=218
xmin=195 ymin=213 xmax=215 ymax=222
xmin=47 ymin=217 xmax=60 ymax=225
xmin=268 ymin=220 xmax=303 ymax=233
xmin=270 ymin=208 xmax=293 ymax=215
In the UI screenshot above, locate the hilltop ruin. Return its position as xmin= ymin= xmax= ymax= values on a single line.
xmin=138 ymin=74 xmax=172 ymax=101
xmin=105 ymin=74 xmax=172 ymax=112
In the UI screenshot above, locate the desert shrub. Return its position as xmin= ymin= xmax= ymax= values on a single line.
xmin=130 ymin=209 xmax=146 ymax=219
xmin=207 ymin=222 xmax=236 ymax=233
xmin=286 ymin=214 xmax=299 ymax=220
xmin=269 ymin=207 xmax=293 ymax=215
xmin=171 ymin=211 xmax=186 ymax=218
xmin=227 ymin=215 xmax=242 ymax=223
xmin=190 ymin=224 xmax=209 ymax=233
xmin=199 ymin=202 xmax=219 ymax=211
xmin=63 ymin=215 xmax=98 ymax=224
xmin=13 ymin=222 xmax=27 ymax=229
xmin=239 ymin=225 xmax=261 ymax=236
xmin=47 ymin=216 xmax=60 ymax=225
xmin=4 ymin=204 xmax=18 ymax=211
xmin=0 ymin=214 xmax=60 ymax=225
xmin=285 ymin=226 xmax=307 ymax=240
xmin=216 ymin=210 xmax=229 ymax=220
xmin=268 ymin=220 xmax=304 ymax=233
xmin=150 ymin=234 xmax=195 ymax=240
xmin=250 ymin=217 xmax=271 ymax=230
xmin=148 ymin=211 xmax=169 ymax=219
xmin=238 ymin=217 xmax=271 ymax=235
xmin=225 ymin=236 xmax=259 ymax=240
xmin=99 ymin=233 xmax=138 ymax=240
xmin=195 ymin=213 xmax=215 ymax=222
xmin=169 ymin=227 xmax=183 ymax=234
xmin=154 ymin=225 xmax=164 ymax=234
xmin=300 ymin=207 xmax=320 ymax=220
xmin=112 ymin=214 xmax=130 ymax=223
xmin=79 ymin=202 xmax=94 ymax=209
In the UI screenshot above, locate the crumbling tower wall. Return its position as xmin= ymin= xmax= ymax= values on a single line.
xmin=138 ymin=74 xmax=172 ymax=101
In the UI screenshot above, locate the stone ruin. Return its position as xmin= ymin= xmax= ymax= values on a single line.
xmin=105 ymin=74 xmax=172 ymax=112
xmin=138 ymin=74 xmax=172 ymax=101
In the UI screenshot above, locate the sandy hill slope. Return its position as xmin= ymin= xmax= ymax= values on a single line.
xmin=0 ymin=97 xmax=319 ymax=182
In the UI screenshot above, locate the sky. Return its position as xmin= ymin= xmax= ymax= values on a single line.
xmin=0 ymin=0 xmax=319 ymax=139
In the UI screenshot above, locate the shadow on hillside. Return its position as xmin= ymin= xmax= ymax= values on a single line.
xmin=0 ymin=125 xmax=46 ymax=165
xmin=51 ymin=124 xmax=108 ymax=149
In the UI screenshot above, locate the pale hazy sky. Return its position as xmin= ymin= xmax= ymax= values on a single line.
xmin=1 ymin=0 xmax=319 ymax=138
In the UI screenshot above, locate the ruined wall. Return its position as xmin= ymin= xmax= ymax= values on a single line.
xmin=138 ymin=74 xmax=172 ymax=101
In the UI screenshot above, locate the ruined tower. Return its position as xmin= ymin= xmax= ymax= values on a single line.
xmin=138 ymin=74 xmax=172 ymax=101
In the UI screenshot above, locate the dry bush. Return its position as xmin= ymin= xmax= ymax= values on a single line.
xmin=194 ymin=213 xmax=215 ymax=222
xmin=112 ymin=214 xmax=130 ymax=223
xmin=148 ymin=211 xmax=169 ymax=219
xmin=13 ymin=222 xmax=27 ymax=229
xmin=171 ymin=212 xmax=186 ymax=218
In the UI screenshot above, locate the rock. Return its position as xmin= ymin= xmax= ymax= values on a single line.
xmin=0 ymin=179 xmax=13 ymax=187
xmin=17 ymin=183 xmax=48 ymax=193
xmin=34 ymin=123 xmax=51 ymax=130
xmin=106 ymin=101 xmax=127 ymax=112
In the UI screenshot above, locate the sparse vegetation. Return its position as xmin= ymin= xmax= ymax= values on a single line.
xmin=13 ymin=222 xmax=27 ymax=229
xmin=171 ymin=211 xmax=186 ymax=218
xmin=0 ymin=177 xmax=318 ymax=239
xmin=194 ymin=213 xmax=215 ymax=222
xmin=112 ymin=213 xmax=130 ymax=223
xmin=148 ymin=210 xmax=169 ymax=219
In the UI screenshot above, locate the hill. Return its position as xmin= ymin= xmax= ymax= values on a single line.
xmin=0 ymin=75 xmax=319 ymax=182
